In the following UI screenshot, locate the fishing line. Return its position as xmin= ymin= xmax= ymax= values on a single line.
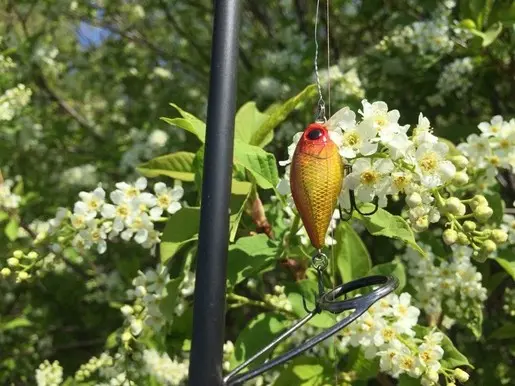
xmin=314 ymin=0 xmax=326 ymax=121
xmin=316 ymin=0 xmax=338 ymax=382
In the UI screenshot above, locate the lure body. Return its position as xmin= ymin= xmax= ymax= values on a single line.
xmin=290 ymin=123 xmax=343 ymax=249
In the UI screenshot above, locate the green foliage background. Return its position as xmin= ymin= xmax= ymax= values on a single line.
xmin=1 ymin=0 xmax=515 ymax=385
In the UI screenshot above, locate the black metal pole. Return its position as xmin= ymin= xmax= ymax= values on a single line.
xmin=188 ymin=1 xmax=241 ymax=385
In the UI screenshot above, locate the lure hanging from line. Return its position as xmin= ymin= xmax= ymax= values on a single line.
xmin=290 ymin=108 xmax=348 ymax=250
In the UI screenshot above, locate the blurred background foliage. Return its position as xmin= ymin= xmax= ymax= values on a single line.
xmin=1 ymin=0 xmax=515 ymax=385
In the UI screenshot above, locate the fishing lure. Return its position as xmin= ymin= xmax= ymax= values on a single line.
xmin=290 ymin=108 xmax=348 ymax=250
xmin=290 ymin=107 xmax=379 ymax=251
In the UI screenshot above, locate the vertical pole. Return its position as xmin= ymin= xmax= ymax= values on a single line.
xmin=188 ymin=1 xmax=241 ymax=385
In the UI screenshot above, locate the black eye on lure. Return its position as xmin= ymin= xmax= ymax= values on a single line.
xmin=307 ymin=128 xmax=323 ymax=140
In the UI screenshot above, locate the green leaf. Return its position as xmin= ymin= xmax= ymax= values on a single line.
xmin=0 ymin=317 xmax=31 ymax=332
xmin=159 ymin=278 xmax=182 ymax=321
xmin=494 ymin=250 xmax=515 ymax=279
xmin=0 ymin=211 xmax=8 ymax=222
xmin=229 ymin=183 xmax=252 ymax=242
xmin=286 ymin=278 xmax=336 ymax=328
xmin=482 ymin=22 xmax=502 ymax=46
xmin=334 ymin=222 xmax=372 ymax=282
xmin=250 ymin=84 xmax=317 ymax=147
xmin=226 ymin=235 xmax=278 ymax=287
xmin=5 ymin=218 xmax=19 ymax=241
xmin=273 ymin=356 xmax=331 ymax=386
xmin=355 ymin=206 xmax=425 ymax=256
xmin=137 ymin=151 xmax=196 ymax=182
xmin=160 ymin=207 xmax=201 ymax=263
xmin=369 ymin=260 xmax=406 ymax=293
xmin=398 ymin=374 xmax=421 ymax=386
xmin=485 ymin=191 xmax=503 ymax=225
xmin=489 ymin=322 xmax=515 ymax=340
xmin=231 ymin=313 xmax=287 ymax=367
xmin=162 ymin=103 xmax=206 ymax=142
xmin=235 ymin=102 xmax=269 ymax=145
xmin=233 ymin=140 xmax=279 ymax=189
xmin=344 ymin=347 xmax=379 ymax=380
xmin=414 ymin=326 xmax=472 ymax=369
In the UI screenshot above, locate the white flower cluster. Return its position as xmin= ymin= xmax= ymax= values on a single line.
xmin=0 ymin=178 xmax=21 ymax=209
xmin=35 ymin=360 xmax=63 ymax=386
xmin=501 ymin=214 xmax=515 ymax=244
xmin=120 ymin=128 xmax=171 ymax=172
xmin=123 ymin=264 xmax=171 ymax=336
xmin=74 ymin=352 xmax=114 ymax=382
xmin=318 ymin=65 xmax=365 ymax=100
xmin=142 ymin=349 xmax=189 ymax=386
xmin=503 ymin=287 xmax=515 ymax=317
xmin=377 ymin=2 xmax=463 ymax=56
xmin=378 ymin=15 xmax=455 ymax=55
xmin=340 ymin=292 xmax=451 ymax=385
xmin=0 ymin=54 xmax=16 ymax=71
xmin=174 ymin=271 xmax=195 ymax=316
xmin=458 ymin=115 xmax=515 ymax=184
xmin=264 ymin=285 xmax=293 ymax=312
xmin=50 ymin=177 xmax=183 ymax=254
xmin=436 ymin=57 xmax=474 ymax=97
xmin=61 ymin=164 xmax=98 ymax=188
xmin=279 ymin=100 xmax=457 ymax=232
xmin=0 ymin=84 xmax=32 ymax=121
xmin=402 ymin=244 xmax=487 ymax=319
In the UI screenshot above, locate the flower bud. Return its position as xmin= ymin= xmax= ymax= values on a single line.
xmin=246 ymin=278 xmax=257 ymax=290
xmin=134 ymin=285 xmax=147 ymax=297
xmin=447 ymin=383 xmax=456 ymax=386
xmin=130 ymin=319 xmax=143 ymax=336
xmin=453 ymin=171 xmax=469 ymax=185
xmin=451 ymin=155 xmax=469 ymax=169
xmin=407 ymin=192 xmax=422 ymax=208
xmin=27 ymin=251 xmax=38 ymax=260
xmin=482 ymin=239 xmax=497 ymax=254
xmin=57 ymin=236 xmax=66 ymax=243
xmin=459 ymin=19 xmax=476 ymax=30
xmin=35 ymin=232 xmax=47 ymax=243
xmin=223 ymin=341 xmax=235 ymax=355
xmin=453 ymin=368 xmax=470 ymax=382
xmin=482 ymin=229 xmax=492 ymax=238
xmin=413 ymin=215 xmax=429 ymax=232
xmin=445 ymin=197 xmax=466 ymax=216
xmin=492 ymin=229 xmax=508 ymax=244
xmin=463 ymin=221 xmax=476 ymax=232
xmin=443 ymin=229 xmax=458 ymax=245
xmin=474 ymin=205 xmax=493 ymax=223
xmin=133 ymin=304 xmax=144 ymax=313
xmin=13 ymin=250 xmax=23 ymax=258
xmin=121 ymin=330 xmax=132 ymax=343
xmin=470 ymin=195 xmax=488 ymax=210
xmin=7 ymin=257 xmax=19 ymax=267
xmin=17 ymin=271 xmax=29 ymax=281
xmin=457 ymin=232 xmax=470 ymax=245
xmin=1 ymin=267 xmax=11 ymax=277
xmin=120 ymin=305 xmax=133 ymax=316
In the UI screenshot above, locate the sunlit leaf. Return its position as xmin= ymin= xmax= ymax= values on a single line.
xmin=137 ymin=151 xmax=195 ymax=181
xmin=334 ymin=222 xmax=372 ymax=282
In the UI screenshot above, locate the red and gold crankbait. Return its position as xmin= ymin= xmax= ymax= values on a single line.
xmin=290 ymin=116 xmax=344 ymax=250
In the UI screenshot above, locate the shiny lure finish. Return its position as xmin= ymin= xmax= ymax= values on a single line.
xmin=290 ymin=121 xmax=344 ymax=249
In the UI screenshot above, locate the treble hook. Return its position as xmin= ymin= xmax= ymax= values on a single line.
xmin=339 ymin=164 xmax=379 ymax=221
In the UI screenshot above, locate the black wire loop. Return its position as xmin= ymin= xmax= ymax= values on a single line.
xmin=223 ymin=275 xmax=398 ymax=385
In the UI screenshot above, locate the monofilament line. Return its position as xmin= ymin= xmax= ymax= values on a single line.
xmin=314 ymin=0 xmax=326 ymax=121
